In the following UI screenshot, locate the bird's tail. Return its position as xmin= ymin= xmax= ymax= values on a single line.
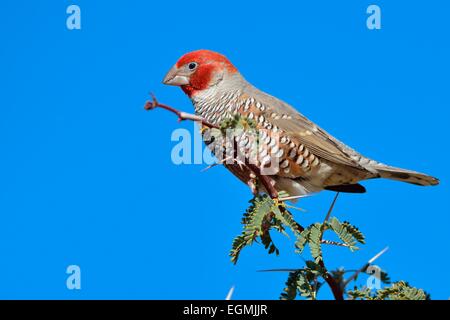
xmin=374 ymin=164 xmax=439 ymax=186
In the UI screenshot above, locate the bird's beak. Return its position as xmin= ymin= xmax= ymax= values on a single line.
xmin=162 ymin=65 xmax=190 ymax=86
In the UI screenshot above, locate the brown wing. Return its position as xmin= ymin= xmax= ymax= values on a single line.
xmin=246 ymin=87 xmax=366 ymax=171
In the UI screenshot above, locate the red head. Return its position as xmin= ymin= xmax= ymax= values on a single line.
xmin=162 ymin=50 xmax=237 ymax=97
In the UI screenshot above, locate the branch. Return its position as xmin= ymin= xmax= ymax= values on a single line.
xmin=318 ymin=261 xmax=344 ymax=300
xmin=319 ymin=192 xmax=344 ymax=300
xmin=144 ymin=93 xmax=219 ymax=129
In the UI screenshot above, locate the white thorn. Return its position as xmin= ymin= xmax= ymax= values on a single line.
xmin=368 ymin=246 xmax=389 ymax=264
xmin=225 ymin=286 xmax=235 ymax=300
xmin=278 ymin=194 xmax=311 ymax=201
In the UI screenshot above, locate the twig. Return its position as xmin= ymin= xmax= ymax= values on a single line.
xmin=145 ymin=92 xmax=219 ymax=129
xmin=319 ymin=261 xmax=344 ymax=300
xmin=318 ymin=193 xmax=344 ymax=300
xmin=343 ymin=246 xmax=389 ymax=288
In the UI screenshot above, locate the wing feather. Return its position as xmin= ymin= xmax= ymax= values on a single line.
xmin=247 ymin=88 xmax=366 ymax=170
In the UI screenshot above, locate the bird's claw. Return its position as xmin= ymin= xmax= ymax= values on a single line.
xmin=247 ymin=180 xmax=257 ymax=195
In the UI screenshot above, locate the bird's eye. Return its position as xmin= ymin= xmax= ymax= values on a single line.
xmin=188 ymin=62 xmax=198 ymax=70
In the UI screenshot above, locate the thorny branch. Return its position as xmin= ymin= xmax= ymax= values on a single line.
xmin=317 ymin=193 xmax=344 ymax=300
xmin=145 ymin=93 xmax=220 ymax=129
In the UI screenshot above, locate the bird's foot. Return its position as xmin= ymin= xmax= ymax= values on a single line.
xmin=247 ymin=179 xmax=258 ymax=195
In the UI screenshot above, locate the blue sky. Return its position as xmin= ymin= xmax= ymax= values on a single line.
xmin=0 ymin=0 xmax=449 ymax=299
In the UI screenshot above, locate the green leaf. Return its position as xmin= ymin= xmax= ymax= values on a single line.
xmin=230 ymin=195 xmax=284 ymax=264
xmin=309 ymin=223 xmax=324 ymax=263
xmin=375 ymin=281 xmax=427 ymax=300
xmin=295 ymin=228 xmax=310 ymax=254
xmin=342 ymin=221 xmax=365 ymax=244
xmin=327 ymin=217 xmax=359 ymax=251
xmin=273 ymin=204 xmax=303 ymax=236
xmin=280 ymin=271 xmax=300 ymax=300
xmin=347 ymin=287 xmax=373 ymax=300
xmin=280 ymin=269 xmax=320 ymax=300
xmin=297 ymin=271 xmax=317 ymax=300
xmin=348 ymin=281 xmax=427 ymax=300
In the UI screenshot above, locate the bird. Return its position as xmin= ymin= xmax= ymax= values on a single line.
xmin=161 ymin=49 xmax=439 ymax=198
